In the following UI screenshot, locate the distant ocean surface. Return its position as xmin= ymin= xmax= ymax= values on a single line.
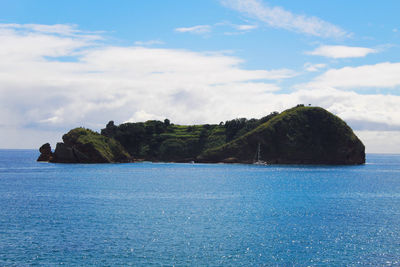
xmin=0 ymin=150 xmax=399 ymax=266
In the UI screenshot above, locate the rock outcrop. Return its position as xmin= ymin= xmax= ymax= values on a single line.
xmin=37 ymin=143 xmax=54 ymax=162
xmin=37 ymin=128 xmax=132 ymax=163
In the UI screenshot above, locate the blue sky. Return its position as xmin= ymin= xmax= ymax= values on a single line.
xmin=1 ymin=0 xmax=400 ymax=152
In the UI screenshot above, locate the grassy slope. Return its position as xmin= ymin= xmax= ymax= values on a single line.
xmin=63 ymin=128 xmax=131 ymax=162
xmin=199 ymin=106 xmax=365 ymax=164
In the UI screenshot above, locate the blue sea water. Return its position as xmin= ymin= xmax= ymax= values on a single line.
xmin=0 ymin=150 xmax=399 ymax=266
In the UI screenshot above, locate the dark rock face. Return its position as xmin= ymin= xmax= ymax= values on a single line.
xmin=37 ymin=143 xmax=54 ymax=162
xmin=38 ymin=128 xmax=132 ymax=163
xmin=52 ymin=143 xmax=79 ymax=163
xmin=51 ymin=142 xmax=110 ymax=163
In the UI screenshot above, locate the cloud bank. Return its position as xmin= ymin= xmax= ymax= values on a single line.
xmin=308 ymin=62 xmax=400 ymax=89
xmin=0 ymin=23 xmax=399 ymax=153
xmin=0 ymin=23 xmax=295 ymax=146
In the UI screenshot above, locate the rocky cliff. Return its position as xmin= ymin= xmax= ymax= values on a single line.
xmin=37 ymin=128 xmax=132 ymax=163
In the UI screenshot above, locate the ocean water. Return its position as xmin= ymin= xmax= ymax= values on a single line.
xmin=0 ymin=150 xmax=399 ymax=266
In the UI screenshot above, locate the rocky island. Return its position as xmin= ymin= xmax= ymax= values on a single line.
xmin=38 ymin=106 xmax=365 ymax=165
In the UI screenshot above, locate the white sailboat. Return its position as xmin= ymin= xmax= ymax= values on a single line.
xmin=254 ymin=143 xmax=268 ymax=165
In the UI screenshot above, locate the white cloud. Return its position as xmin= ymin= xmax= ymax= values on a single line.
xmin=307 ymin=62 xmax=400 ymax=89
xmin=292 ymin=88 xmax=400 ymax=132
xmin=220 ymin=0 xmax=348 ymax=38
xmin=0 ymin=126 xmax=64 ymax=149
xmin=306 ymin=45 xmax=378 ymax=58
xmin=355 ymin=131 xmax=400 ymax=154
xmin=0 ymin=23 xmax=297 ymax=148
xmin=176 ymin=22 xmax=257 ymax=36
xmin=126 ymin=110 xmax=164 ymax=123
xmin=134 ymin=40 xmax=165 ymax=46
xmin=0 ymin=23 xmax=102 ymax=41
xmin=0 ymin=23 xmax=399 ymax=153
xmin=215 ymin=21 xmax=258 ymax=35
xmin=304 ymin=63 xmax=327 ymax=72
xmin=235 ymin=24 xmax=258 ymax=30
xmin=0 ymin=23 xmax=79 ymax=35
xmin=175 ymin=25 xmax=212 ymax=34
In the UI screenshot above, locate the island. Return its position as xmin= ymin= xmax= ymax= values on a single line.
xmin=37 ymin=105 xmax=365 ymax=165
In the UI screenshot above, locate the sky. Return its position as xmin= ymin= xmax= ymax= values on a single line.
xmin=0 ymin=0 xmax=400 ymax=153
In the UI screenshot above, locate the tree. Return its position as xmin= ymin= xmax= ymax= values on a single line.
xmin=159 ymin=139 xmax=186 ymax=160
xmin=164 ymin=119 xmax=170 ymax=127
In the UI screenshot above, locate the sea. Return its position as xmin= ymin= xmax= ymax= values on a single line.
xmin=0 ymin=150 xmax=399 ymax=266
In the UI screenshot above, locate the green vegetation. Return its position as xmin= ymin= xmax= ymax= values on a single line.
xmin=40 ymin=106 xmax=365 ymax=164
xmin=100 ymin=112 xmax=279 ymax=162
xmin=56 ymin=127 xmax=131 ymax=163
xmin=199 ymin=106 xmax=365 ymax=164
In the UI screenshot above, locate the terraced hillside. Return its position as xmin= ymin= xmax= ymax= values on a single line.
xmin=100 ymin=113 xmax=278 ymax=162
